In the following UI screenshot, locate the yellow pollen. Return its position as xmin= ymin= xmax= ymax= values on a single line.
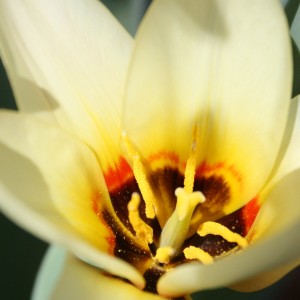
xmin=155 ymin=246 xmax=175 ymax=264
xmin=183 ymin=246 xmax=214 ymax=264
xmin=184 ymin=124 xmax=200 ymax=194
xmin=128 ymin=193 xmax=153 ymax=245
xmin=122 ymin=132 xmax=155 ymax=219
xmin=197 ymin=221 xmax=248 ymax=249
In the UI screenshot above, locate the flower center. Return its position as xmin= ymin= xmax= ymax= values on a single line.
xmin=122 ymin=126 xmax=248 ymax=268
xmin=97 ymin=125 xmax=261 ymax=295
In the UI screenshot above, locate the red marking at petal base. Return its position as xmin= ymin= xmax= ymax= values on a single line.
xmin=104 ymin=157 xmax=134 ymax=192
xmin=104 ymin=153 xmax=180 ymax=192
xmin=196 ymin=161 xmax=225 ymax=174
xmin=148 ymin=151 xmax=180 ymax=165
xmin=241 ymin=197 xmax=260 ymax=236
xmin=196 ymin=161 xmax=243 ymax=184
xmin=92 ymin=191 xmax=116 ymax=254
xmin=105 ymin=236 xmax=116 ymax=252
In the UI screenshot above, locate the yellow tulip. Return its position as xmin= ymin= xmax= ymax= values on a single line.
xmin=0 ymin=0 xmax=299 ymax=299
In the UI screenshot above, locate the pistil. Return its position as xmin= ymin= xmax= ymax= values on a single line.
xmin=155 ymin=124 xmax=205 ymax=263
xmin=155 ymin=188 xmax=205 ymax=263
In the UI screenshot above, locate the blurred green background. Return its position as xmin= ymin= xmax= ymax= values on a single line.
xmin=1 ymin=0 xmax=300 ymax=299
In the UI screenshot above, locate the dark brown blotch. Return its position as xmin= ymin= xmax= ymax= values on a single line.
xmin=217 ymin=206 xmax=246 ymax=236
xmin=194 ymin=175 xmax=231 ymax=213
xmin=102 ymin=209 xmax=151 ymax=268
xmin=143 ymin=266 xmax=165 ymax=293
xmin=150 ymin=168 xmax=184 ymax=217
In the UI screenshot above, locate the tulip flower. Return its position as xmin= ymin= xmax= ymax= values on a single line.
xmin=0 ymin=0 xmax=300 ymax=299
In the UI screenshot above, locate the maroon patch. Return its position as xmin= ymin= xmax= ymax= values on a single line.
xmin=143 ymin=266 xmax=165 ymax=293
xmin=102 ymin=209 xmax=151 ymax=269
xmin=194 ymin=175 xmax=231 ymax=214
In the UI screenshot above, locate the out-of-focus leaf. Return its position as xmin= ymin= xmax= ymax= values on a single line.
xmin=281 ymin=0 xmax=300 ymax=96
xmin=291 ymin=3 xmax=300 ymax=50
xmin=281 ymin=0 xmax=300 ymax=26
xmin=291 ymin=39 xmax=300 ymax=97
xmin=100 ymin=0 xmax=150 ymax=35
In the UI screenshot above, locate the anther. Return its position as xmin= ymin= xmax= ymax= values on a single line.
xmin=128 ymin=193 xmax=153 ymax=245
xmin=122 ymin=132 xmax=156 ymax=219
xmin=184 ymin=246 xmax=214 ymax=264
xmin=197 ymin=221 xmax=248 ymax=249
xmin=184 ymin=124 xmax=200 ymax=193
xmin=154 ymin=247 xmax=175 ymax=264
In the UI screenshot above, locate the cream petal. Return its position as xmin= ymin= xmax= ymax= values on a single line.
xmin=0 ymin=111 xmax=144 ymax=287
xmin=248 ymin=169 xmax=300 ymax=244
xmin=157 ymin=169 xmax=300 ymax=297
xmin=232 ymin=166 xmax=300 ymax=291
xmin=265 ymin=95 xmax=300 ymax=191
xmin=123 ymin=0 xmax=292 ymax=217
xmin=32 ymin=246 xmax=166 ymax=300
xmin=0 ymin=0 xmax=133 ymax=169
xmin=230 ymin=257 xmax=300 ymax=292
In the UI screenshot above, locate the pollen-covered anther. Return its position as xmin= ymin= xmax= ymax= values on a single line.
xmin=197 ymin=221 xmax=248 ymax=249
xmin=128 ymin=192 xmax=153 ymax=245
xmin=183 ymin=246 xmax=214 ymax=264
xmin=183 ymin=124 xmax=200 ymax=194
xmin=122 ymin=132 xmax=156 ymax=219
xmin=154 ymin=246 xmax=175 ymax=264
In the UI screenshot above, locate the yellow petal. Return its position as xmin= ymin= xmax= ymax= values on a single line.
xmin=0 ymin=0 xmax=133 ymax=169
xmin=0 ymin=111 xmax=143 ymax=286
xmin=123 ymin=0 xmax=292 ymax=220
xmin=33 ymin=246 xmax=166 ymax=300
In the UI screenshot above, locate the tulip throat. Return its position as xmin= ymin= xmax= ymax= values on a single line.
xmin=122 ymin=126 xmax=248 ymax=268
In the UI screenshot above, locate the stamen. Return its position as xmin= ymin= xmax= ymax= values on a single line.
xmin=154 ymin=246 xmax=175 ymax=264
xmin=122 ymin=132 xmax=156 ymax=219
xmin=197 ymin=221 xmax=248 ymax=249
xmin=128 ymin=193 xmax=154 ymax=245
xmin=183 ymin=246 xmax=214 ymax=264
xmin=158 ymin=189 xmax=205 ymax=260
xmin=184 ymin=124 xmax=200 ymax=193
